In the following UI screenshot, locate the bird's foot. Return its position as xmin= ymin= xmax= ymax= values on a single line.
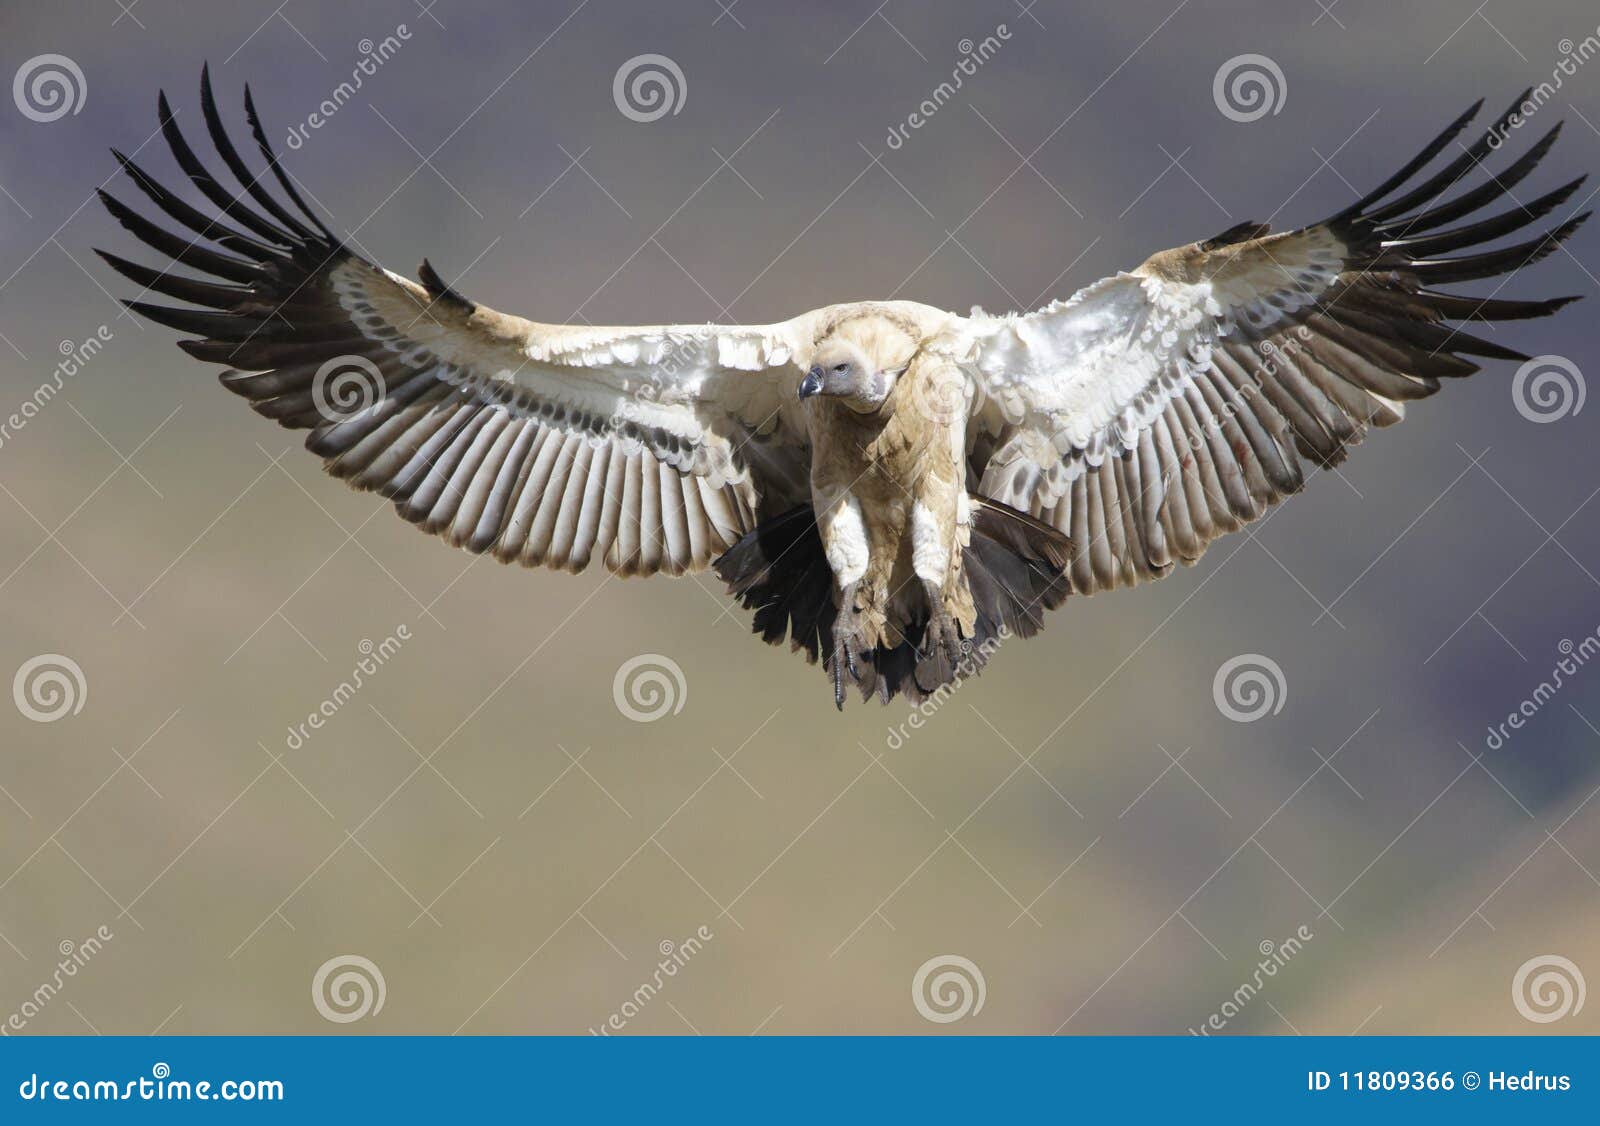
xmin=830 ymin=585 xmax=873 ymax=710
xmin=913 ymin=581 xmax=970 ymax=692
xmin=919 ymin=581 xmax=969 ymax=669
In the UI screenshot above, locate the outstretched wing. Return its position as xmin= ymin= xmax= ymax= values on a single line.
xmin=956 ymin=93 xmax=1585 ymax=596
xmin=99 ymin=68 xmax=819 ymax=576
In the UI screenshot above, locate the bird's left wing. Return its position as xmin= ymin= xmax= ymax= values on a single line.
xmin=951 ymin=94 xmax=1585 ymax=595
xmin=99 ymin=70 xmax=818 ymax=577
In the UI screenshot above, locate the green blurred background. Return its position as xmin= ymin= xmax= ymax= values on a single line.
xmin=1 ymin=0 xmax=1597 ymax=1034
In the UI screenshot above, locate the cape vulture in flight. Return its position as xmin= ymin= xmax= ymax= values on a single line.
xmin=100 ymin=74 xmax=1585 ymax=707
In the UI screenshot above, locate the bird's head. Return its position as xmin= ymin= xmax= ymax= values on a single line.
xmin=799 ymin=314 xmax=919 ymax=413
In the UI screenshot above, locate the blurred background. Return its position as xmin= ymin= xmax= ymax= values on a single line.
xmin=1 ymin=0 xmax=1597 ymax=1035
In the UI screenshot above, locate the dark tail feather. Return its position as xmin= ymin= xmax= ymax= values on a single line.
xmin=713 ymin=498 xmax=1072 ymax=706
xmin=965 ymin=497 xmax=1073 ymax=643
xmin=713 ymin=506 xmax=836 ymax=665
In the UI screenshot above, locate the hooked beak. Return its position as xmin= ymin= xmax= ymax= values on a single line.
xmin=798 ymin=365 xmax=824 ymax=400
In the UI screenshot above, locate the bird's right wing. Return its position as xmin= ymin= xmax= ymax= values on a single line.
xmin=950 ymin=94 xmax=1585 ymax=594
xmin=100 ymin=69 xmax=823 ymax=576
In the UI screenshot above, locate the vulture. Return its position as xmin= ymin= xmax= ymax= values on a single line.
xmin=99 ymin=73 xmax=1586 ymax=707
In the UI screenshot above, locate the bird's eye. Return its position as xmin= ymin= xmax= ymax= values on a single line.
xmin=832 ymin=363 xmax=849 ymax=373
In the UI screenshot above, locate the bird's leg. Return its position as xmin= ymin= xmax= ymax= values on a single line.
xmin=830 ymin=582 xmax=874 ymax=710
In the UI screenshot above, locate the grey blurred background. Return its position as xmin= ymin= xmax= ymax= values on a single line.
xmin=1 ymin=0 xmax=1597 ymax=1034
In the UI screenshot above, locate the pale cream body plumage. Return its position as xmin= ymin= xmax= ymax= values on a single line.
xmin=103 ymin=76 xmax=1585 ymax=705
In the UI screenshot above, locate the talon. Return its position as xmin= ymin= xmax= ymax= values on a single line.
xmin=945 ymin=627 xmax=965 ymax=667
